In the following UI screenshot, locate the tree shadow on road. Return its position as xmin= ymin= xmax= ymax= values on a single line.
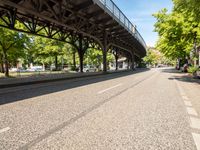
xmin=161 ymin=67 xmax=181 ymax=74
xmin=0 ymin=68 xmax=150 ymax=105
xmin=164 ymin=67 xmax=200 ymax=85
xmin=172 ymin=75 xmax=200 ymax=85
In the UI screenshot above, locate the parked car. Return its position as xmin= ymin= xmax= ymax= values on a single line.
xmin=9 ymin=67 xmax=26 ymax=72
xmin=27 ymin=66 xmax=44 ymax=72
xmin=83 ymin=65 xmax=96 ymax=72
xmin=157 ymin=64 xmax=164 ymax=68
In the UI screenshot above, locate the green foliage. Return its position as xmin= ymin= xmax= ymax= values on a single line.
xmin=188 ymin=66 xmax=199 ymax=74
xmin=0 ymin=26 xmax=29 ymax=76
xmin=0 ymin=21 xmax=120 ymax=76
xmin=84 ymin=48 xmax=114 ymax=68
xmin=143 ymin=48 xmax=173 ymax=66
xmin=84 ymin=48 xmax=102 ymax=66
xmin=173 ymin=0 xmax=200 ymax=23
xmin=30 ymin=36 xmax=68 ymax=67
xmin=143 ymin=49 xmax=159 ymax=65
xmin=153 ymin=1 xmax=200 ymax=61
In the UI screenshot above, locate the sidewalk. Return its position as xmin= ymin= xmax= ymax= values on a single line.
xmin=0 ymin=70 xmax=132 ymax=89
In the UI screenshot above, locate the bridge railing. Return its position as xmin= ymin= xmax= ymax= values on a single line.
xmin=96 ymin=0 xmax=146 ymax=49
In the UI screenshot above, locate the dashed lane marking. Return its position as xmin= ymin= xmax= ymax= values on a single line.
xmin=184 ymin=101 xmax=192 ymax=107
xmin=175 ymin=78 xmax=200 ymax=150
xmin=98 ymin=84 xmax=122 ymax=94
xmin=192 ymin=133 xmax=200 ymax=150
xmin=190 ymin=117 xmax=200 ymax=130
xmin=187 ymin=107 xmax=198 ymax=116
xmin=0 ymin=127 xmax=10 ymax=134
xmin=20 ymin=71 xmax=157 ymax=150
xmin=182 ymin=95 xmax=189 ymax=100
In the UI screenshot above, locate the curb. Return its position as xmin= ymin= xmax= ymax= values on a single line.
xmin=0 ymin=70 xmax=133 ymax=89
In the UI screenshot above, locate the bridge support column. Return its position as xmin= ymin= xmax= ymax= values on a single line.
xmin=78 ymin=52 xmax=84 ymax=73
xmin=103 ymin=31 xmax=107 ymax=73
xmin=127 ymin=59 xmax=130 ymax=69
xmin=77 ymin=35 xmax=84 ymax=73
xmin=114 ymin=50 xmax=118 ymax=71
xmin=131 ymin=53 xmax=135 ymax=70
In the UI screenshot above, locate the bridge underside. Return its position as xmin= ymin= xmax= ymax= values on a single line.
xmin=0 ymin=0 xmax=146 ymax=72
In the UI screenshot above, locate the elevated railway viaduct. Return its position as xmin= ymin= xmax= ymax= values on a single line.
xmin=0 ymin=0 xmax=146 ymax=72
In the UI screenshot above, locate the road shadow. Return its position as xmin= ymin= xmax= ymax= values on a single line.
xmin=0 ymin=68 xmax=150 ymax=105
xmin=161 ymin=67 xmax=181 ymax=74
xmin=164 ymin=67 xmax=200 ymax=85
xmin=173 ymin=75 xmax=200 ymax=85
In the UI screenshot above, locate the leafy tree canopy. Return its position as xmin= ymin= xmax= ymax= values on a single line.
xmin=153 ymin=0 xmax=200 ymax=61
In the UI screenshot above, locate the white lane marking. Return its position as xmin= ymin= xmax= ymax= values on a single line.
xmin=174 ymin=80 xmax=187 ymax=99
xmin=184 ymin=101 xmax=192 ymax=107
xmin=98 ymin=84 xmax=122 ymax=94
xmin=0 ymin=127 xmax=10 ymax=134
xmin=182 ymin=95 xmax=189 ymax=100
xmin=192 ymin=133 xmax=200 ymax=150
xmin=176 ymin=78 xmax=200 ymax=149
xmin=190 ymin=117 xmax=200 ymax=130
xmin=187 ymin=107 xmax=198 ymax=116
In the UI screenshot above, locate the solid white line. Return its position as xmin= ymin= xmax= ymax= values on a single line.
xmin=190 ymin=117 xmax=200 ymax=130
xmin=192 ymin=133 xmax=200 ymax=150
xmin=98 ymin=84 xmax=122 ymax=94
xmin=187 ymin=107 xmax=198 ymax=116
xmin=184 ymin=101 xmax=192 ymax=107
xmin=0 ymin=127 xmax=10 ymax=134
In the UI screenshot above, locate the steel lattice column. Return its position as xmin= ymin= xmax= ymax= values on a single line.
xmin=131 ymin=52 xmax=135 ymax=70
xmin=114 ymin=49 xmax=119 ymax=71
xmin=103 ymin=31 xmax=107 ymax=73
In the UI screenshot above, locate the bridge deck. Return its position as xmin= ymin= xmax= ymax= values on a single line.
xmin=0 ymin=0 xmax=146 ymax=72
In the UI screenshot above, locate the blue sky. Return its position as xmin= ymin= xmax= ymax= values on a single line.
xmin=113 ymin=0 xmax=173 ymax=47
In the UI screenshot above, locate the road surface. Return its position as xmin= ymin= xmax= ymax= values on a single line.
xmin=0 ymin=68 xmax=200 ymax=150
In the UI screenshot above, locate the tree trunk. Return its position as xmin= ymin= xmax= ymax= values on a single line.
xmin=73 ymin=51 xmax=76 ymax=68
xmin=3 ymin=53 xmax=9 ymax=77
xmin=0 ymin=54 xmax=4 ymax=73
xmin=55 ymin=55 xmax=58 ymax=71
xmin=42 ymin=63 xmax=45 ymax=71
xmin=78 ymin=52 xmax=84 ymax=73
xmin=0 ymin=63 xmax=4 ymax=73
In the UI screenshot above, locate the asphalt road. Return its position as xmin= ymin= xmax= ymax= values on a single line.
xmin=0 ymin=68 xmax=199 ymax=150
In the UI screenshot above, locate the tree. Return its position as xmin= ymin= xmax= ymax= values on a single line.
xmin=143 ymin=48 xmax=161 ymax=66
xmin=173 ymin=0 xmax=200 ymax=23
xmin=84 ymin=48 xmax=102 ymax=66
xmin=144 ymin=47 xmax=174 ymax=66
xmin=153 ymin=9 xmax=196 ymax=61
xmin=0 ymin=27 xmax=29 ymax=77
xmin=32 ymin=36 xmax=65 ymax=70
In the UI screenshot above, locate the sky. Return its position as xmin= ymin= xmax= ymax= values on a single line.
xmin=113 ymin=0 xmax=173 ymax=47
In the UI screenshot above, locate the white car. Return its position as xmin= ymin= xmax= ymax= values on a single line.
xmin=10 ymin=67 xmax=26 ymax=72
xmin=27 ymin=66 xmax=44 ymax=72
xmin=83 ymin=66 xmax=96 ymax=72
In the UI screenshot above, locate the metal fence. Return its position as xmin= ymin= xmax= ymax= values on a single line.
xmin=96 ymin=0 xmax=146 ymax=49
